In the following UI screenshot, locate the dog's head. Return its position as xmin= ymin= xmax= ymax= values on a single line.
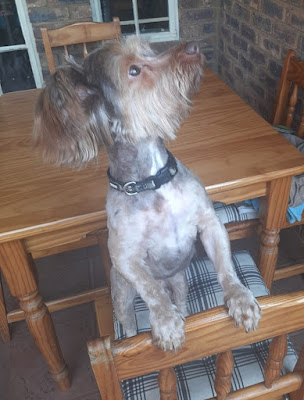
xmin=33 ymin=37 xmax=204 ymax=167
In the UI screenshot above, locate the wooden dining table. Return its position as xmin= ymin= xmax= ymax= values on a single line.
xmin=1 ymin=68 xmax=304 ymax=391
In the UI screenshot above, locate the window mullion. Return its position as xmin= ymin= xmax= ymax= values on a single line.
xmin=0 ymin=44 xmax=28 ymax=53
xmin=131 ymin=0 xmax=140 ymax=36
xmin=15 ymin=0 xmax=43 ymax=88
xmin=168 ymin=0 xmax=179 ymax=37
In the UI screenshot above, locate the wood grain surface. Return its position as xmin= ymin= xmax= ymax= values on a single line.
xmin=1 ymin=69 xmax=304 ymax=243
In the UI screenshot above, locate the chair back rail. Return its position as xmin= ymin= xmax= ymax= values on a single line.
xmin=273 ymin=49 xmax=304 ymax=138
xmin=88 ymin=290 xmax=304 ymax=400
xmin=41 ymin=18 xmax=121 ymax=74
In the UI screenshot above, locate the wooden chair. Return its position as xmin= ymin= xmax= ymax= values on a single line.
xmin=0 ymin=18 xmax=122 ymax=343
xmin=273 ymin=49 xmax=304 ymax=137
xmin=88 ymin=290 xmax=304 ymax=400
xmin=217 ymin=50 xmax=304 ymax=283
xmin=41 ymin=17 xmax=121 ymax=74
xmin=87 ymin=250 xmax=304 ymax=399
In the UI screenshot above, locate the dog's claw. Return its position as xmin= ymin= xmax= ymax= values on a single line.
xmin=150 ymin=306 xmax=185 ymax=352
xmin=225 ymin=286 xmax=261 ymax=332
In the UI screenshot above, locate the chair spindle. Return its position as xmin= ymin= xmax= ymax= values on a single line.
xmin=83 ymin=42 xmax=88 ymax=58
xmin=286 ymin=84 xmax=298 ymax=127
xmin=64 ymin=45 xmax=69 ymax=59
xmin=264 ymin=334 xmax=287 ymax=388
xmin=299 ymin=109 xmax=304 ymax=139
xmin=214 ymin=350 xmax=234 ymax=400
xmin=158 ymin=367 xmax=178 ymax=400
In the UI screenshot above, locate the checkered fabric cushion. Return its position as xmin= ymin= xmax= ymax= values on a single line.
xmin=214 ymin=201 xmax=258 ymax=224
xmin=114 ymin=251 xmax=298 ymax=400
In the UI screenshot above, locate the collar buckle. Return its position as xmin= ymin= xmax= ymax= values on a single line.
xmin=123 ymin=181 xmax=138 ymax=195
xmin=107 ymin=150 xmax=177 ymax=195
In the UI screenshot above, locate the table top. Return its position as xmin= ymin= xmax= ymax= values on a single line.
xmin=1 ymin=68 xmax=304 ymax=242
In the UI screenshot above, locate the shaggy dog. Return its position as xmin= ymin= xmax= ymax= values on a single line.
xmin=34 ymin=37 xmax=261 ymax=351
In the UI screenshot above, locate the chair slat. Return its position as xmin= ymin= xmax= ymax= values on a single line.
xmin=286 ymin=84 xmax=298 ymax=127
xmin=299 ymin=109 xmax=304 ymax=139
xmin=158 ymin=367 xmax=178 ymax=400
xmin=214 ymin=350 xmax=234 ymax=400
xmin=264 ymin=334 xmax=287 ymax=388
xmin=83 ymin=42 xmax=88 ymax=58
xmin=63 ymin=45 xmax=69 ymax=59
xmin=41 ymin=18 xmax=121 ymax=74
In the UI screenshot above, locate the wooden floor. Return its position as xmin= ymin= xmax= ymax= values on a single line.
xmin=0 ymin=228 xmax=304 ymax=400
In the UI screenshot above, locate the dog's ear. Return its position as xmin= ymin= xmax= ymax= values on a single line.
xmin=33 ymin=65 xmax=112 ymax=167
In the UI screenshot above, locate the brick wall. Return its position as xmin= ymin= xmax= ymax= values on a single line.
xmin=27 ymin=0 xmax=92 ymax=76
xmin=217 ymin=0 xmax=304 ymax=122
xmin=26 ymin=0 xmax=304 ymax=124
xmin=179 ymin=0 xmax=220 ymax=71
xmin=27 ymin=0 xmax=220 ymax=77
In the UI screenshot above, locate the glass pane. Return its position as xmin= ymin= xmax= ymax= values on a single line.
xmin=100 ymin=0 xmax=135 ymax=34
xmin=101 ymin=0 xmax=133 ymax=22
xmin=0 ymin=0 xmax=25 ymax=46
xmin=138 ymin=1 xmax=168 ymax=19
xmin=120 ymin=24 xmax=136 ymax=35
xmin=0 ymin=50 xmax=35 ymax=93
xmin=140 ymin=21 xmax=169 ymax=35
xmin=99 ymin=0 xmax=168 ymax=35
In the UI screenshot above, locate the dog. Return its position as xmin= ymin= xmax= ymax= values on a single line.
xmin=33 ymin=37 xmax=261 ymax=351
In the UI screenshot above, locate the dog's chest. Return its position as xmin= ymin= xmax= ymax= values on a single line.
xmin=134 ymin=186 xmax=198 ymax=277
xmin=107 ymin=178 xmax=200 ymax=253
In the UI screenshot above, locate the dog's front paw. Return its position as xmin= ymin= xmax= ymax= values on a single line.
xmin=224 ymin=285 xmax=261 ymax=332
xmin=150 ymin=306 xmax=185 ymax=352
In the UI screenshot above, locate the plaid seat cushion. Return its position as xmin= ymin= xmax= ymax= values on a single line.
xmin=214 ymin=201 xmax=258 ymax=224
xmin=114 ymin=251 xmax=297 ymax=400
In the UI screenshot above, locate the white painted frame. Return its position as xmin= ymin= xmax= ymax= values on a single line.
xmin=90 ymin=0 xmax=179 ymax=42
xmin=0 ymin=0 xmax=43 ymax=95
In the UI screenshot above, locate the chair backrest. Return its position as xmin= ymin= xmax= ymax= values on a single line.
xmin=41 ymin=17 xmax=121 ymax=74
xmin=88 ymin=290 xmax=304 ymax=400
xmin=273 ymin=50 xmax=304 ymax=138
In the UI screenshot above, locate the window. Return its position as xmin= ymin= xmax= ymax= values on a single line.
xmin=91 ymin=0 xmax=179 ymax=42
xmin=0 ymin=0 xmax=42 ymax=95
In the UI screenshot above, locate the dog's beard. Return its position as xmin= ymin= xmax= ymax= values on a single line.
xmin=118 ymin=64 xmax=203 ymax=143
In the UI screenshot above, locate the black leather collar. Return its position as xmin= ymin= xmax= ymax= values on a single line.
xmin=107 ymin=150 xmax=178 ymax=195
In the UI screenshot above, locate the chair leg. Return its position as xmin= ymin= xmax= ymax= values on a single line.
xmin=258 ymin=177 xmax=292 ymax=289
xmin=0 ymin=240 xmax=70 ymax=391
xmin=96 ymin=229 xmax=114 ymax=339
xmin=0 ymin=274 xmax=10 ymax=342
xmin=97 ymin=228 xmax=111 ymax=285
xmin=88 ymin=337 xmax=123 ymax=400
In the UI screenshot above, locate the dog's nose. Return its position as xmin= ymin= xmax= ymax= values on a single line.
xmin=185 ymin=42 xmax=199 ymax=55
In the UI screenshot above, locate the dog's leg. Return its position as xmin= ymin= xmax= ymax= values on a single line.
xmin=198 ymin=206 xmax=261 ymax=332
xmin=166 ymin=272 xmax=189 ymax=317
xmin=110 ymin=257 xmax=185 ymax=351
xmin=110 ymin=268 xmax=137 ymax=337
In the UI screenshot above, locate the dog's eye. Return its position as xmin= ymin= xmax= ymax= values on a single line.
xmin=129 ymin=65 xmax=141 ymax=76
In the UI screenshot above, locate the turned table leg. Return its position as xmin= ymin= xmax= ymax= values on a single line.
xmin=258 ymin=177 xmax=292 ymax=289
xmin=0 ymin=240 xmax=70 ymax=391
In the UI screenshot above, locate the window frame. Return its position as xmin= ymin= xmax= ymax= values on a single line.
xmin=90 ymin=0 xmax=179 ymax=43
xmin=0 ymin=0 xmax=43 ymax=95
